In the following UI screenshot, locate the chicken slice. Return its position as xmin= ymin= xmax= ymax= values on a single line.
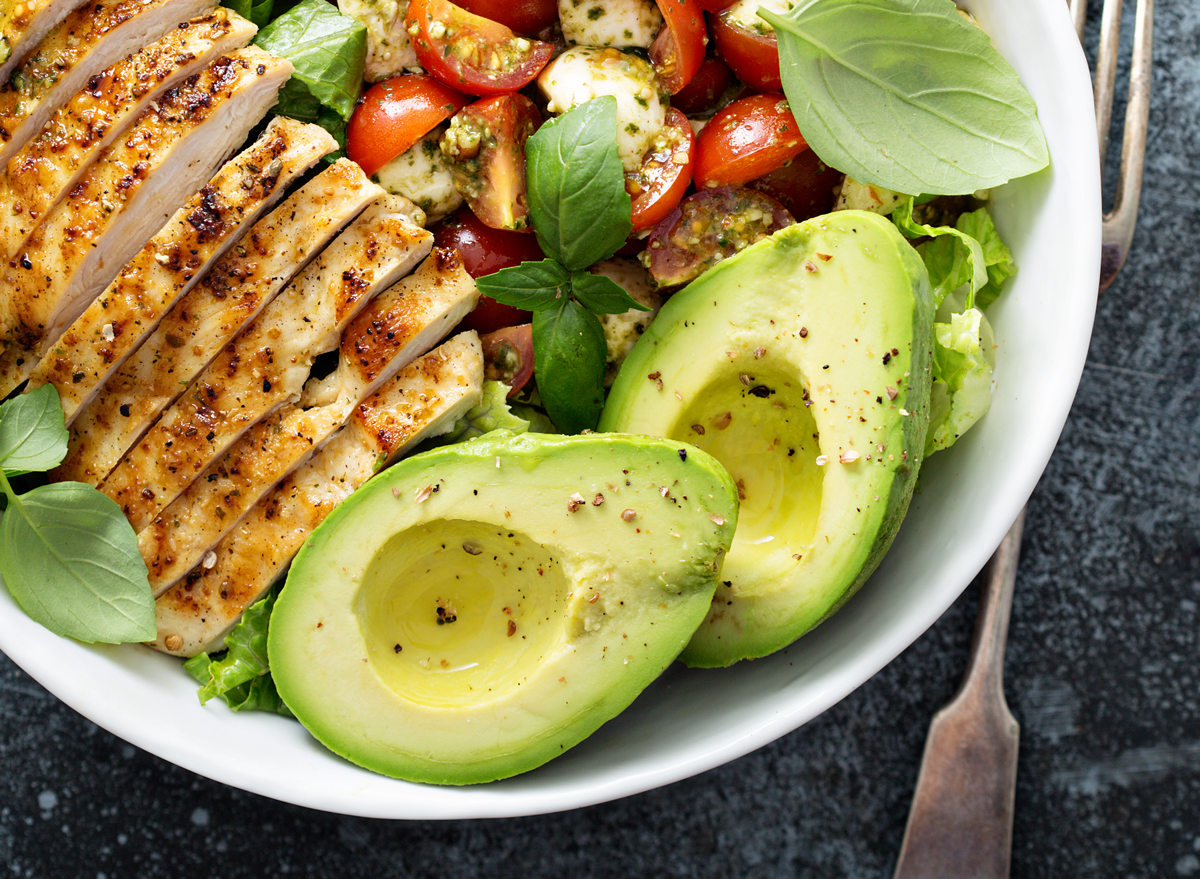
xmin=0 ymin=47 xmax=293 ymax=396
xmin=29 ymin=116 xmax=336 ymax=421
xmin=139 ymin=247 xmax=479 ymax=595
xmin=0 ymin=8 xmax=258 ymax=263
xmin=100 ymin=195 xmax=434 ymax=531
xmin=0 ymin=0 xmax=217 ymax=166
xmin=0 ymin=0 xmax=90 ymax=83
xmin=152 ymin=331 xmax=485 ymax=657
xmin=53 ymin=160 xmax=384 ymax=486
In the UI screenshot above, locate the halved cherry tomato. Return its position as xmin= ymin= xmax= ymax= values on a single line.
xmin=649 ymin=0 xmax=706 ymax=94
xmin=434 ymin=208 xmax=546 ymax=277
xmin=406 ymin=0 xmax=554 ymax=96
xmin=458 ymin=0 xmax=557 ymax=34
xmin=671 ymin=54 xmax=736 ymax=115
xmin=480 ymin=324 xmax=535 ymax=396
xmin=694 ymin=0 xmax=736 ymax=12
xmin=346 ymin=75 xmax=471 ymax=177
xmin=434 ymin=208 xmax=543 ymax=333
xmin=626 ymin=108 xmax=695 ymax=234
xmin=644 ymin=187 xmax=793 ymax=288
xmin=441 ymin=93 xmax=541 ymax=231
xmin=746 ymin=147 xmax=838 ymax=221
xmin=709 ymin=11 xmax=781 ymax=92
xmin=694 ymin=92 xmax=807 ymax=190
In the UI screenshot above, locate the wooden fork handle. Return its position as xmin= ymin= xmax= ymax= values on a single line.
xmin=891 ymin=511 xmax=1024 ymax=879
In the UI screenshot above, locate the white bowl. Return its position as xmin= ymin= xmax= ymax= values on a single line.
xmin=0 ymin=0 xmax=1099 ymax=819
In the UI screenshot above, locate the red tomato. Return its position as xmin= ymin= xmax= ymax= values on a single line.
xmin=406 ymin=0 xmax=554 ymax=96
xmin=649 ymin=0 xmax=706 ymax=94
xmin=709 ymin=11 xmax=781 ymax=92
xmin=670 ymin=54 xmax=736 ymax=115
xmin=626 ymin=108 xmax=694 ymax=234
xmin=694 ymin=0 xmax=736 ymax=11
xmin=480 ymin=324 xmax=535 ymax=396
xmin=746 ymin=147 xmax=838 ymax=221
xmin=458 ymin=0 xmax=557 ymax=33
xmin=644 ymin=187 xmax=793 ymax=288
xmin=441 ymin=93 xmax=542 ymax=231
xmin=694 ymin=92 xmax=807 ymax=189
xmin=434 ymin=208 xmax=546 ymax=276
xmin=346 ymin=75 xmax=470 ymax=177
xmin=434 ymin=209 xmax=543 ymax=333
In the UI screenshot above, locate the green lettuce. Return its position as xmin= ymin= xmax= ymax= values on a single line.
xmin=892 ymin=198 xmax=1014 ymax=455
xmin=253 ymin=0 xmax=366 ymax=150
xmin=184 ymin=587 xmax=291 ymax=717
xmin=435 ymin=381 xmax=534 ymax=445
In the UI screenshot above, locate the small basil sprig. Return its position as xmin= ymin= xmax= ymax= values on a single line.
xmin=0 ymin=385 xmax=155 ymax=644
xmin=762 ymin=0 xmax=1049 ymax=196
xmin=476 ymin=97 xmax=648 ymax=434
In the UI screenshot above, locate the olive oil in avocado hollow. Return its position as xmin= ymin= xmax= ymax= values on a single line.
xmin=600 ymin=211 xmax=936 ymax=667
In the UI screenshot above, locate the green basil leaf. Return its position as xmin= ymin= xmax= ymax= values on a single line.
xmin=255 ymin=0 xmax=366 ymax=122
xmin=476 ymin=259 xmax=571 ymax=311
xmin=765 ymin=0 xmax=1049 ymax=196
xmin=525 ymin=97 xmax=632 ymax=270
xmin=0 ymin=481 xmax=154 ymax=643
xmin=0 ymin=384 xmax=68 ymax=476
xmin=532 ymin=300 xmax=607 ymax=434
xmin=570 ymin=271 xmax=650 ymax=315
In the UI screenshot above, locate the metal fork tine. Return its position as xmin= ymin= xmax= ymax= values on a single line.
xmin=1099 ymin=0 xmax=1153 ymax=290
xmin=1070 ymin=0 xmax=1087 ymax=39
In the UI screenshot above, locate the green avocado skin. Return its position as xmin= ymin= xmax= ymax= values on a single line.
xmin=599 ymin=211 xmax=935 ymax=667
xmin=268 ymin=431 xmax=738 ymax=785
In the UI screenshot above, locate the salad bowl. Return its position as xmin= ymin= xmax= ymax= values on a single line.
xmin=0 ymin=0 xmax=1100 ymax=818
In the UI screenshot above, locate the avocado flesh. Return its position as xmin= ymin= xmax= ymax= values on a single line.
xmin=599 ymin=211 xmax=935 ymax=667
xmin=268 ymin=430 xmax=738 ymax=784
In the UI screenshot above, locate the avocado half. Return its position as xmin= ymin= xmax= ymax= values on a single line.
xmin=600 ymin=211 xmax=936 ymax=667
xmin=268 ymin=431 xmax=738 ymax=784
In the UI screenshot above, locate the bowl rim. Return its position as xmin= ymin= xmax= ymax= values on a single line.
xmin=0 ymin=0 xmax=1100 ymax=819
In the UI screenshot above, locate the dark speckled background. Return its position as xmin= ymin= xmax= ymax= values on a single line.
xmin=3 ymin=0 xmax=1197 ymax=876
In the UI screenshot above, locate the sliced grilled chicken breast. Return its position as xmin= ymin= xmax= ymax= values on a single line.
xmin=53 ymin=160 xmax=383 ymax=485
xmin=153 ymin=331 xmax=485 ymax=657
xmin=0 ymin=9 xmax=258 ymax=263
xmin=0 ymin=0 xmax=90 ymax=83
xmin=139 ymin=247 xmax=479 ymax=595
xmin=29 ymin=117 xmax=336 ymax=420
xmin=0 ymin=47 xmax=292 ymax=396
xmin=100 ymin=195 xmax=434 ymax=531
xmin=0 ymin=0 xmax=216 ymax=166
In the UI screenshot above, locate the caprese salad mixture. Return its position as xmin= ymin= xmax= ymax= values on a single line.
xmin=244 ymin=0 xmax=1045 ymax=436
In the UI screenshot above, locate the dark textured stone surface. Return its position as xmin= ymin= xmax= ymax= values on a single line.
xmin=3 ymin=2 xmax=1197 ymax=876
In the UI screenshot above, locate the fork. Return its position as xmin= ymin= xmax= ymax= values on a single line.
xmin=890 ymin=0 xmax=1153 ymax=876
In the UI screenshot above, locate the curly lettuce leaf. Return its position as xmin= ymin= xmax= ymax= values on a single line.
xmin=926 ymin=307 xmax=994 ymax=456
xmin=184 ymin=587 xmax=291 ymax=716
xmin=435 ymin=381 xmax=533 ymax=444
xmin=914 ymin=207 xmax=1016 ymax=310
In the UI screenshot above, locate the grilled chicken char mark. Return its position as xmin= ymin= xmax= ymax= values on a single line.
xmin=153 ymin=331 xmax=486 ymax=657
xmin=139 ymin=247 xmax=480 ymax=596
xmin=0 ymin=8 xmax=259 ymax=263
xmin=29 ymin=116 xmax=338 ymax=421
xmin=53 ymin=160 xmax=384 ymax=486
xmin=0 ymin=0 xmax=90 ymax=82
xmin=0 ymin=0 xmax=217 ymax=165
xmin=0 ymin=46 xmax=293 ymax=397
xmin=100 ymin=195 xmax=435 ymax=532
